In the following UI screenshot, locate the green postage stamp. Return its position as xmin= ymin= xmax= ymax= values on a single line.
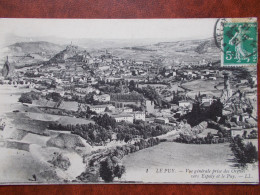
xmin=222 ymin=19 xmax=258 ymax=66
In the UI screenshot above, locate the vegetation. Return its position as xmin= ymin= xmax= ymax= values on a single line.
xmin=182 ymin=98 xmax=224 ymax=126
xmin=18 ymin=91 xmax=41 ymax=104
xmin=99 ymin=157 xmax=125 ymax=182
xmin=48 ymin=122 xmax=112 ymax=145
xmin=49 ymin=119 xmax=170 ymax=145
xmin=92 ymin=114 xmax=116 ymax=129
xmin=230 ymin=135 xmax=258 ymax=167
xmin=79 ymin=137 xmax=160 ymax=182
xmin=46 ymin=92 xmax=62 ymax=102
xmin=175 ymin=132 xmax=228 ymax=144
xmin=135 ymin=85 xmax=163 ymax=107
xmin=247 ymin=130 xmax=258 ymax=139
xmin=114 ymin=121 xmax=169 ymax=141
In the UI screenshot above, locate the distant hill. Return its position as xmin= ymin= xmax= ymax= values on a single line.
xmin=7 ymin=41 xmax=64 ymax=55
xmin=0 ymin=41 xmax=65 ymax=68
xmin=109 ymin=38 xmax=220 ymax=66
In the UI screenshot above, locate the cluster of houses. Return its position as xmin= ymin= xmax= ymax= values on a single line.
xmin=1 ymin=46 xmax=257 ymax=139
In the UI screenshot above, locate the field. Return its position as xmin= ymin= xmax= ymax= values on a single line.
xmin=197 ymin=128 xmax=218 ymax=137
xmin=0 ymin=147 xmax=51 ymax=183
xmin=121 ymin=142 xmax=236 ymax=182
xmin=182 ymin=79 xmax=223 ymax=98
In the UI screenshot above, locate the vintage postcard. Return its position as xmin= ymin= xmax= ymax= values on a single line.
xmin=0 ymin=18 xmax=258 ymax=184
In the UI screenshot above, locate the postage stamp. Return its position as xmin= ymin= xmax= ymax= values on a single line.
xmin=221 ymin=19 xmax=258 ymax=66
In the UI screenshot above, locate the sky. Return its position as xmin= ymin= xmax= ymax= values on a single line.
xmin=0 ymin=18 xmax=217 ymax=42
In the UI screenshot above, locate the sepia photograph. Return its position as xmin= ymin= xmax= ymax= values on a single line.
xmin=0 ymin=18 xmax=258 ymax=184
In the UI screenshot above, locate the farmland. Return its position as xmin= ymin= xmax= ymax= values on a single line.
xmin=121 ymin=142 xmax=235 ymax=182
xmin=181 ymin=79 xmax=224 ymax=98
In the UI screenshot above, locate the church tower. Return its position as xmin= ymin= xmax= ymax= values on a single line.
xmin=220 ymin=72 xmax=233 ymax=102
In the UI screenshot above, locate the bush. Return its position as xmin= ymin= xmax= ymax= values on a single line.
xmin=99 ymin=157 xmax=125 ymax=182
xmin=18 ymin=91 xmax=40 ymax=104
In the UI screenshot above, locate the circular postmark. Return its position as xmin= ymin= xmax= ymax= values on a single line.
xmin=214 ymin=18 xmax=227 ymax=52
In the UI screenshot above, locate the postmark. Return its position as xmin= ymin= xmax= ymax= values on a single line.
xmin=216 ymin=18 xmax=258 ymax=66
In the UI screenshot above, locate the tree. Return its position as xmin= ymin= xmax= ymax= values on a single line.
xmin=93 ymin=114 xmax=116 ymax=129
xmin=244 ymin=142 xmax=258 ymax=163
xmin=18 ymin=94 xmax=33 ymax=104
xmin=188 ymin=102 xmax=203 ymax=126
xmin=114 ymin=164 xmax=126 ymax=179
xmin=242 ymin=131 xmax=247 ymax=138
xmin=129 ymin=80 xmax=136 ymax=92
xmin=230 ymin=135 xmax=258 ymax=166
xmin=99 ymin=157 xmax=125 ymax=182
xmin=209 ymin=99 xmax=223 ymax=120
xmin=99 ymin=157 xmax=114 ymax=182
xmin=206 ymin=132 xmax=214 ymax=144
xmin=18 ymin=91 xmax=40 ymax=104
xmin=217 ymin=131 xmax=223 ymax=138
xmin=51 ymin=92 xmax=62 ymax=102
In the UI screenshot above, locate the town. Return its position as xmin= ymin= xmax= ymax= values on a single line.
xmin=0 ymin=39 xmax=258 ymax=183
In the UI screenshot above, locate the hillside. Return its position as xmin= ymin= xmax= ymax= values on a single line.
xmin=7 ymin=41 xmax=64 ymax=54
xmin=0 ymin=41 xmax=65 ymax=68
xmin=49 ymin=45 xmax=80 ymax=63
xmin=109 ymin=38 xmax=220 ymax=67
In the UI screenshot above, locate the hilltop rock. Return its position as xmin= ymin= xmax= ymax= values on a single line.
xmin=49 ymin=45 xmax=79 ymax=63
xmin=2 ymin=57 xmax=14 ymax=78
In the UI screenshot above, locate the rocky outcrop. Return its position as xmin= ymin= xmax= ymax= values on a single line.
xmin=49 ymin=45 xmax=79 ymax=63
xmin=2 ymin=57 xmax=14 ymax=78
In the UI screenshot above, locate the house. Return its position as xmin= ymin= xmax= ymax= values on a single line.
xmin=154 ymin=117 xmax=169 ymax=124
xmin=250 ymin=77 xmax=257 ymax=85
xmin=231 ymin=115 xmax=240 ymax=123
xmin=178 ymin=100 xmax=191 ymax=108
xmin=145 ymin=100 xmax=155 ymax=114
xmin=170 ymin=104 xmax=178 ymax=110
xmin=105 ymin=76 xmax=122 ymax=83
xmin=239 ymin=79 xmax=248 ymax=84
xmin=110 ymin=92 xmax=144 ymax=108
xmin=75 ymin=87 xmax=99 ymax=94
xmin=112 ymin=114 xmax=134 ymax=123
xmin=201 ymin=97 xmax=214 ymax=105
xmin=240 ymin=113 xmax=250 ymax=122
xmin=201 ymin=101 xmax=211 ymax=108
xmin=132 ymin=112 xmax=145 ymax=121
xmin=89 ymin=105 xmax=109 ymax=114
xmin=230 ymin=127 xmax=244 ymax=137
xmin=209 ymin=76 xmax=217 ymax=80
xmin=93 ymin=94 xmax=111 ymax=102
xmin=174 ymin=110 xmax=185 ymax=118
xmin=122 ymin=107 xmax=133 ymax=113
xmin=204 ymin=70 xmax=210 ymax=75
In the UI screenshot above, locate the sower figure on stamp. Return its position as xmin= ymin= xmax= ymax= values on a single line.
xmin=228 ymin=25 xmax=250 ymax=62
